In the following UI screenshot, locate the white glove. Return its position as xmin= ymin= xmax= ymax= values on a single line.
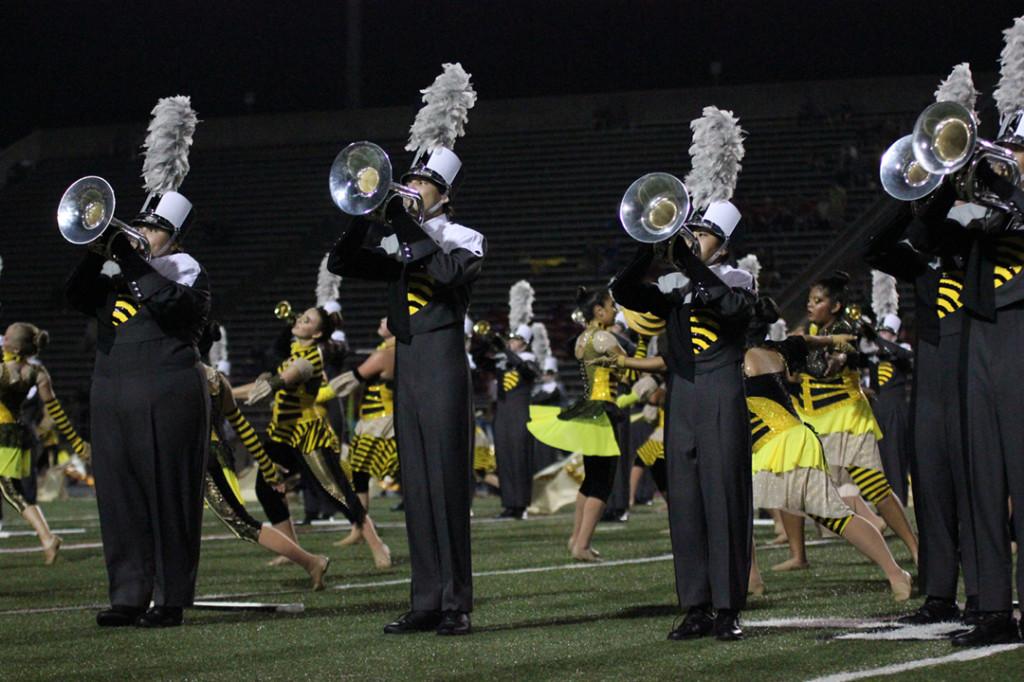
xmin=328 ymin=371 xmax=362 ymax=398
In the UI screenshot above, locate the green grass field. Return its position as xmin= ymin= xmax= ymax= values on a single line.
xmin=2 ymin=494 xmax=1022 ymax=681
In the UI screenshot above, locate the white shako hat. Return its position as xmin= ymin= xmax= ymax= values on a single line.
xmin=402 ymin=147 xmax=462 ymax=192
xmin=134 ymin=192 xmax=192 ymax=232
xmin=402 ymin=63 xmax=476 ymax=193
xmin=879 ymin=313 xmax=902 ymax=335
xmin=695 ymin=200 xmax=742 ymax=240
xmin=995 ymin=16 xmax=1024 ymax=148
xmin=542 ymin=356 xmax=558 ymax=373
xmin=510 ymin=324 xmax=533 ymax=344
xmin=135 ymin=95 xmax=198 ymax=234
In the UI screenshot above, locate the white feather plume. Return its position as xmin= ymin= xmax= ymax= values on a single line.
xmin=405 ymin=63 xmax=477 ymax=163
xmin=141 ymin=96 xmax=198 ymax=195
xmin=685 ymin=106 xmax=746 ymax=211
xmin=934 ymin=63 xmax=979 ymax=110
xmin=530 ymin=321 xmax=550 ymax=368
xmin=735 ymin=254 xmax=761 ymax=291
xmin=208 ymin=324 xmax=228 ymax=370
xmin=871 ymin=270 xmax=899 ymax=319
xmin=508 ymin=280 xmax=535 ymax=330
xmin=995 ymin=16 xmax=1024 ymax=118
xmin=315 ymin=253 xmax=342 ymax=308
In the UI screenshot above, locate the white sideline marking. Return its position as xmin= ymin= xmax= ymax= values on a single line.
xmin=0 ymin=540 xmax=841 ymax=616
xmin=805 ymin=644 xmax=1024 ymax=681
xmin=834 ymin=622 xmax=963 ymax=641
xmin=0 ymin=528 xmax=85 ymax=538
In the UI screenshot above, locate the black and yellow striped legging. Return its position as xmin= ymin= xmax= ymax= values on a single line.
xmin=223 ymin=407 xmax=280 ymax=485
xmin=846 ymin=465 xmax=894 ymax=504
xmin=809 ymin=514 xmax=852 ymax=536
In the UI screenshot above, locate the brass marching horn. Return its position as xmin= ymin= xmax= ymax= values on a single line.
xmin=471 ymin=320 xmax=506 ymax=350
xmin=57 ymin=176 xmax=152 ymax=260
xmin=907 ymin=101 xmax=1020 ymax=215
xmin=619 ymin=172 xmax=700 ymax=260
xmin=329 ymin=142 xmax=426 ymax=224
xmin=274 ymin=300 xmax=295 ymax=323
xmin=879 ymin=135 xmax=942 ymax=201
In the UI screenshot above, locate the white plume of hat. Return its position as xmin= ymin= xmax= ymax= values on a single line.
xmin=405 ymin=63 xmax=477 ymax=165
xmin=315 ymin=253 xmax=342 ymax=309
xmin=508 ymin=279 xmax=535 ymax=330
xmin=141 ymin=96 xmax=198 ymax=195
xmin=209 ymin=324 xmax=230 ymax=375
xmin=871 ymin=270 xmax=899 ymax=319
xmin=684 ymin=106 xmax=746 ymax=211
xmin=530 ymin=321 xmax=551 ymax=368
xmin=994 ymin=16 xmax=1024 ymax=120
xmin=935 ymin=62 xmax=979 ymax=110
xmin=736 ymin=254 xmax=761 ymax=292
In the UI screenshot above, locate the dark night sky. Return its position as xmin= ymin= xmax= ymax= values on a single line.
xmin=3 ymin=1 xmax=1022 ymax=147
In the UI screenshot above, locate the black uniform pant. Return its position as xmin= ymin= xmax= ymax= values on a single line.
xmin=91 ymin=365 xmax=209 ymax=609
xmin=605 ymin=415 xmax=632 ymax=512
xmin=395 ymin=326 xmax=473 ymax=613
xmin=964 ymin=306 xmax=1024 ymax=611
xmin=912 ymin=333 xmax=977 ymax=601
xmin=664 ymin=364 xmax=752 ymax=611
xmin=494 ymin=389 xmax=532 ymax=510
xmin=875 ymin=388 xmax=911 ymax=503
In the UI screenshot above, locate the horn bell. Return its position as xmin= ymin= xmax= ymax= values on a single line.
xmin=329 ymin=142 xmax=394 ymax=216
xmin=912 ymin=101 xmax=977 ymax=175
xmin=619 ymin=172 xmax=692 ymax=243
xmin=879 ymin=135 xmax=942 ymax=201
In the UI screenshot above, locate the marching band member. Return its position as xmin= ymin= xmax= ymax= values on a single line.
xmin=66 ymin=96 xmax=210 ymax=628
xmin=865 ymin=63 xmax=980 ymax=628
xmin=0 ymin=323 xmax=67 ymax=565
xmin=612 ymin=107 xmax=755 ymax=641
xmin=530 ymin=356 xmax=567 ymax=474
xmin=328 ymin=63 xmax=481 ymax=636
xmin=491 ymin=280 xmax=541 ymax=520
xmin=951 ymin=18 xmax=1024 ymax=644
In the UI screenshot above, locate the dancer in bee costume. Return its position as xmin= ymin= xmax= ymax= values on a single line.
xmin=65 ymin=96 xmax=211 ymax=628
xmin=491 ymin=280 xmax=542 ymax=520
xmin=235 ymin=303 xmax=392 ymax=570
xmin=863 ymin=63 xmax=980 ymax=628
xmin=528 ymin=287 xmax=630 ymax=561
xmin=797 ymin=272 xmax=919 ymax=568
xmin=946 ymin=18 xmax=1024 ymax=645
xmin=325 ymin=314 xmax=398 ymax=547
xmin=328 ymin=63 xmax=482 ymax=636
xmin=197 ymin=324 xmax=331 ymax=589
xmin=0 ymin=323 xmax=79 ymax=565
xmin=865 ymin=272 xmax=913 ymax=503
xmin=611 ymin=107 xmax=755 ymax=641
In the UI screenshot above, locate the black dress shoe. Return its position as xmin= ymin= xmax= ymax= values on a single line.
xmin=383 ymin=610 xmax=443 ymax=634
xmin=667 ymin=606 xmax=714 ymax=641
xmin=436 ymin=611 xmax=471 ymax=636
xmin=951 ymin=611 xmax=1020 ymax=647
xmin=135 ymin=606 xmax=183 ymax=628
xmin=897 ymin=597 xmax=960 ymax=625
xmin=96 ymin=605 xmax=145 ymax=627
xmin=390 ymin=501 xmax=405 ymax=512
xmin=712 ymin=609 xmax=743 ymax=641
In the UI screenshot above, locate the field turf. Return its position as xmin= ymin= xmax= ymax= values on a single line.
xmin=1 ymin=494 xmax=1022 ymax=680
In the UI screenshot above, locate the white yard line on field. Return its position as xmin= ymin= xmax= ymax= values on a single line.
xmin=0 ymin=539 xmax=839 ymax=616
xmin=805 ymin=644 xmax=1024 ymax=681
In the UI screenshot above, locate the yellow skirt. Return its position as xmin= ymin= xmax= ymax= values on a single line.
xmin=0 ymin=424 xmax=32 ymax=478
xmin=527 ymin=404 xmax=620 ymax=457
xmin=795 ymin=395 xmax=883 ymax=440
xmin=752 ymin=423 xmax=829 ymax=475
